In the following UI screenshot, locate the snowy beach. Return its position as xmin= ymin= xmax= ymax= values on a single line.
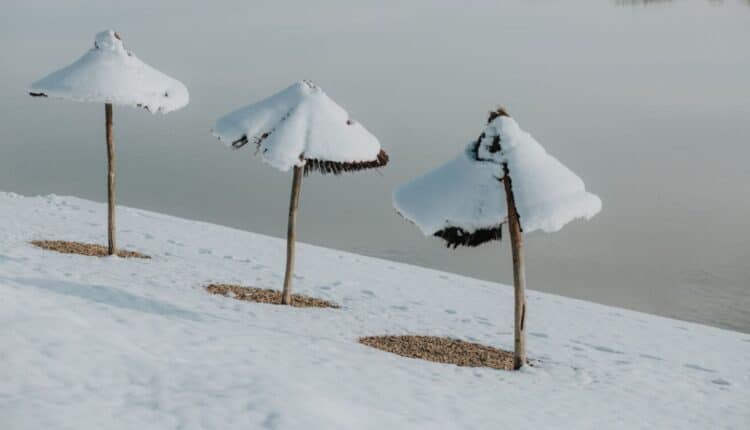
xmin=1 ymin=191 xmax=747 ymax=429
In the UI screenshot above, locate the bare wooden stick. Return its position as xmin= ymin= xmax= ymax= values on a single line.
xmin=105 ymin=103 xmax=116 ymax=255
xmin=503 ymin=166 xmax=527 ymax=369
xmin=281 ymin=165 xmax=303 ymax=305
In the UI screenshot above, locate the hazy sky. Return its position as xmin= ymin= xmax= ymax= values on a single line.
xmin=1 ymin=0 xmax=749 ymax=331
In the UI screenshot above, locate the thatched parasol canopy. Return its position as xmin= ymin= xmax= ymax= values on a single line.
xmin=29 ymin=30 xmax=189 ymax=113
xmin=28 ymin=30 xmax=188 ymax=256
xmin=393 ymin=109 xmax=601 ymax=248
xmin=213 ymin=80 xmax=388 ymax=175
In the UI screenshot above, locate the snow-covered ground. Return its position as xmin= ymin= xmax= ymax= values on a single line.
xmin=1 ymin=191 xmax=747 ymax=429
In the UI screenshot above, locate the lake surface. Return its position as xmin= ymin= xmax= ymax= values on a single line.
xmin=1 ymin=0 xmax=748 ymax=332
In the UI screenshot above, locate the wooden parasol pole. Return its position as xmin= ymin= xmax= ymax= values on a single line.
xmin=503 ymin=165 xmax=527 ymax=369
xmin=105 ymin=103 xmax=116 ymax=255
xmin=281 ymin=165 xmax=303 ymax=305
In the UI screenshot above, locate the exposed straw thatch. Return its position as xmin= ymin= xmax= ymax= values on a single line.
xmin=487 ymin=106 xmax=510 ymax=123
xmin=229 ymin=108 xmax=292 ymax=150
xmin=434 ymin=225 xmax=503 ymax=248
xmin=230 ymin=132 xmax=389 ymax=176
xmin=230 ymin=134 xmax=250 ymax=149
xmin=469 ymin=107 xmax=510 ymax=162
xmin=304 ymin=149 xmax=389 ymax=176
xmin=427 ymin=107 xmax=513 ymax=248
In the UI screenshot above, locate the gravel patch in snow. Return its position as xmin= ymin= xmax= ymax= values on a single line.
xmin=31 ymin=240 xmax=150 ymax=259
xmin=205 ymin=283 xmax=339 ymax=308
xmin=359 ymin=335 xmax=515 ymax=370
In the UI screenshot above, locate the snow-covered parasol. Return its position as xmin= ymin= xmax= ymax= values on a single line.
xmin=29 ymin=30 xmax=189 ymax=255
xmin=393 ymin=108 xmax=601 ymax=368
xmin=213 ymin=80 xmax=388 ymax=305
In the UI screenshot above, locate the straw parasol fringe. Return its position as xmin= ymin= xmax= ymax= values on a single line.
xmin=434 ymin=225 xmax=503 ymax=248
xmin=230 ymin=132 xmax=388 ymax=176
xmin=428 ymin=107 xmax=513 ymax=248
xmin=304 ymin=149 xmax=389 ymax=176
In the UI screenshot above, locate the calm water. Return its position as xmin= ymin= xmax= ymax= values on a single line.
xmin=1 ymin=1 xmax=749 ymax=332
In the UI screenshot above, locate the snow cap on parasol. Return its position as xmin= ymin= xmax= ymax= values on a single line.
xmin=393 ymin=108 xmax=601 ymax=248
xmin=29 ymin=30 xmax=189 ymax=113
xmin=213 ymin=80 xmax=388 ymax=175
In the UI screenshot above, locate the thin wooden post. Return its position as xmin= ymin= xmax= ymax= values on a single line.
xmin=503 ymin=165 xmax=527 ymax=369
xmin=105 ymin=103 xmax=116 ymax=255
xmin=281 ymin=165 xmax=303 ymax=305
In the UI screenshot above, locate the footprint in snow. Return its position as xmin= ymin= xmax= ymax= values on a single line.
xmin=262 ymin=411 xmax=281 ymax=430
xmin=199 ymin=248 xmax=212 ymax=255
xmin=572 ymin=340 xmax=623 ymax=355
xmin=361 ymin=289 xmax=376 ymax=298
xmin=390 ymin=305 xmax=408 ymax=311
xmin=143 ymin=233 xmax=154 ymax=240
xmin=0 ymin=255 xmax=28 ymax=264
xmin=474 ymin=317 xmax=492 ymax=327
xmin=639 ymin=354 xmax=663 ymax=361
xmin=166 ymin=239 xmax=184 ymax=247
xmin=575 ymin=369 xmax=595 ymax=385
xmin=711 ymin=378 xmax=730 ymax=386
xmin=445 ymin=309 xmax=457 ymax=314
xmin=530 ymin=332 xmax=548 ymax=338
xmin=590 ymin=345 xmax=624 ymax=355
xmin=684 ymin=364 xmax=716 ymax=373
